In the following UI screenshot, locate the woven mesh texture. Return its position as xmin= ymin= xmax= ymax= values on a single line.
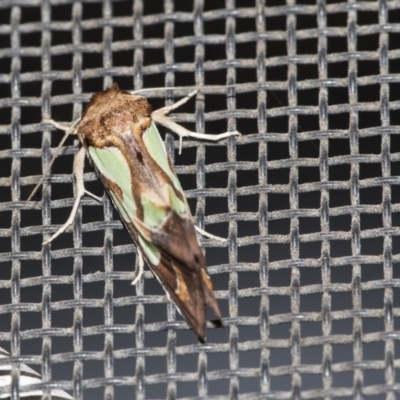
xmin=1 ymin=0 xmax=400 ymax=399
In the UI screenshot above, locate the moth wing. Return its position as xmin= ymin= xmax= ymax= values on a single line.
xmin=125 ymin=212 xmax=223 ymax=340
xmin=85 ymin=119 xmax=222 ymax=341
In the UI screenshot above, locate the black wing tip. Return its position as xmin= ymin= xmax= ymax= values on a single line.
xmin=196 ymin=318 xmax=224 ymax=343
xmin=197 ymin=335 xmax=206 ymax=344
xmin=211 ymin=318 xmax=224 ymax=329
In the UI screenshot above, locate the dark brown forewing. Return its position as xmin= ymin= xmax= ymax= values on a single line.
xmin=123 ymin=212 xmax=222 ymax=342
xmin=150 ymin=212 xmax=223 ymax=323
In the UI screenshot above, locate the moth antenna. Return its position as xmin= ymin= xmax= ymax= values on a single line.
xmin=155 ymin=90 xmax=198 ymax=115
xmin=130 ymin=84 xmax=238 ymax=96
xmin=27 ymin=119 xmax=79 ymax=201
xmin=131 ymin=86 xmax=191 ymax=95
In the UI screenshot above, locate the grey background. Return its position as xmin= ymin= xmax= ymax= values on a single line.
xmin=0 ymin=0 xmax=400 ymax=399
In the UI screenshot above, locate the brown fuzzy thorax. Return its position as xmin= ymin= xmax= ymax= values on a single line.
xmin=78 ymin=83 xmax=153 ymax=149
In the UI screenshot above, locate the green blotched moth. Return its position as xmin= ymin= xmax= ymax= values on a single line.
xmin=0 ymin=346 xmax=73 ymax=399
xmin=35 ymin=83 xmax=239 ymax=342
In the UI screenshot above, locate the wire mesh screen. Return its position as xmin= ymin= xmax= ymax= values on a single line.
xmin=1 ymin=0 xmax=400 ymax=398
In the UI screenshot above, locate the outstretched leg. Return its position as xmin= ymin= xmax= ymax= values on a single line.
xmin=43 ymin=147 xmax=87 ymax=245
xmin=151 ymin=93 xmax=240 ymax=153
xmin=195 ymin=226 xmax=227 ymax=243
xmin=28 ymin=119 xmax=80 ymax=201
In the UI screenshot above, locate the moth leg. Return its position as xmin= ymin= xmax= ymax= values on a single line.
xmin=151 ymin=110 xmax=240 ymax=154
xmin=131 ymin=249 xmax=144 ymax=286
xmin=45 ymin=118 xmax=102 ymax=202
xmin=195 ymin=226 xmax=227 ymax=243
xmin=84 ymin=190 xmax=102 ymax=203
xmin=28 ymin=119 xmax=81 ymax=201
xmin=43 ymin=147 xmax=86 ymax=245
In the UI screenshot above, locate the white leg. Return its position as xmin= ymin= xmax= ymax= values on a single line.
xmin=195 ymin=226 xmax=227 ymax=243
xmin=131 ymin=249 xmax=145 ymax=285
xmin=43 ymin=147 xmax=86 ymax=245
xmin=152 ymin=91 xmax=197 ymax=154
xmin=28 ymin=118 xmax=81 ymax=201
xmin=151 ymin=91 xmax=241 ymax=154
xmin=152 ymin=112 xmax=240 ymax=154
xmin=84 ymin=190 xmax=103 ymax=203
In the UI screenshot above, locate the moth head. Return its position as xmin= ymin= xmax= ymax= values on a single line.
xmin=78 ymin=83 xmax=153 ymax=146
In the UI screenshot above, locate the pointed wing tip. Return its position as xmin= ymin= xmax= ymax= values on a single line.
xmin=211 ymin=318 xmax=224 ymax=329
xmin=197 ymin=335 xmax=206 ymax=344
xmin=195 ymin=317 xmax=224 ymax=343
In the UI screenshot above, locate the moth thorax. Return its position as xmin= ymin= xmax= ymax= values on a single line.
xmin=103 ymin=110 xmax=135 ymax=135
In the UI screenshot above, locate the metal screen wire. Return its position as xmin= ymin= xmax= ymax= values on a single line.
xmin=1 ymin=0 xmax=400 ymax=399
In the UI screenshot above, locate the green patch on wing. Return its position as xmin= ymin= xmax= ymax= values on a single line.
xmin=141 ymin=196 xmax=168 ymax=227
xmin=143 ymin=122 xmax=183 ymax=191
xmin=168 ymin=186 xmax=186 ymax=215
xmin=88 ymin=146 xmax=136 ymax=222
xmin=142 ymin=187 xmax=186 ymax=228
xmin=138 ymin=235 xmax=160 ymax=265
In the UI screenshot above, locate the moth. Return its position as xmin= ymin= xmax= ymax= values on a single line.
xmin=34 ymin=83 xmax=239 ymax=342
xmin=0 ymin=346 xmax=73 ymax=399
